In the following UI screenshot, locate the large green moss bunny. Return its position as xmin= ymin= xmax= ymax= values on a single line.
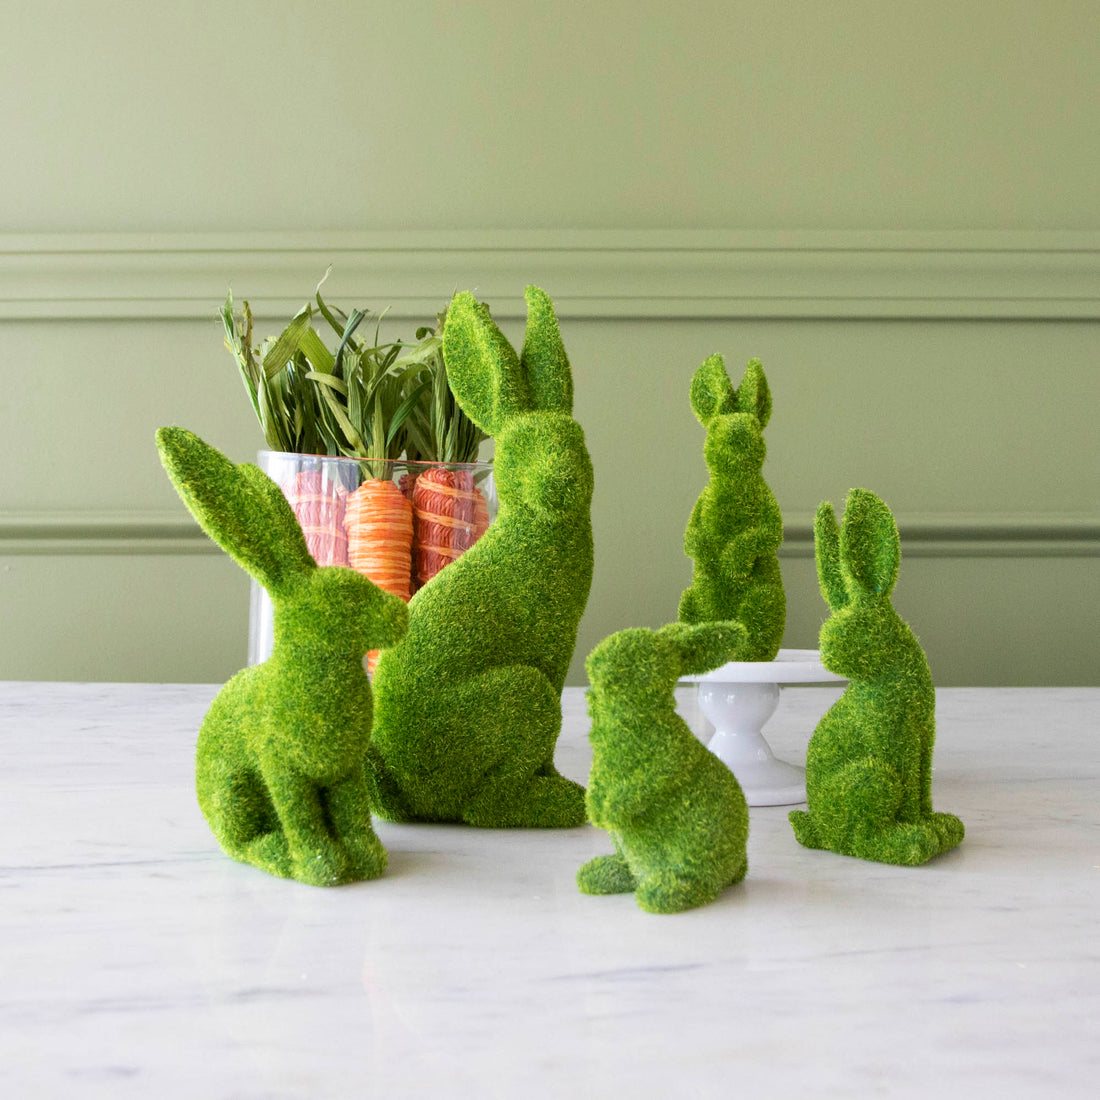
xmin=156 ymin=427 xmax=409 ymax=885
xmin=789 ymin=489 xmax=964 ymax=865
xmin=678 ymin=355 xmax=785 ymax=661
xmin=578 ymin=622 xmax=751 ymax=913
xmin=367 ymin=286 xmax=593 ymax=828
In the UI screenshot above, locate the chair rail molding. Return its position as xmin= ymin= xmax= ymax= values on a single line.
xmin=2 ymin=511 xmax=1096 ymax=558
xmin=1 ymin=229 xmax=1098 ymax=321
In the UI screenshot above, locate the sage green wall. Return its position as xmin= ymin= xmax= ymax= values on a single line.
xmin=5 ymin=1 xmax=1098 ymax=231
xmin=1 ymin=2 xmax=1097 ymax=685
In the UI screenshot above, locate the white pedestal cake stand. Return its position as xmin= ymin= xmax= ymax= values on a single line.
xmin=681 ymin=648 xmax=847 ymax=807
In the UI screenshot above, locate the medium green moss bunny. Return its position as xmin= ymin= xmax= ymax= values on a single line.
xmin=367 ymin=286 xmax=593 ymax=828
xmin=678 ymin=355 xmax=785 ymax=661
xmin=578 ymin=621 xmax=751 ymax=913
xmin=789 ymin=489 xmax=964 ymax=865
xmin=156 ymin=427 xmax=409 ymax=885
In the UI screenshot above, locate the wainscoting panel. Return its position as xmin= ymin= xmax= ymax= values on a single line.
xmin=2 ymin=232 xmax=1096 ymax=685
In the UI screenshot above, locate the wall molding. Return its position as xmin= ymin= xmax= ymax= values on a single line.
xmin=779 ymin=516 xmax=1100 ymax=559
xmin=1 ymin=230 xmax=1098 ymax=321
xmin=3 ymin=511 xmax=1096 ymax=558
xmin=0 ymin=513 xmax=214 ymax=556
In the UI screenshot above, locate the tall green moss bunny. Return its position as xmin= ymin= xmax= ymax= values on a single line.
xmin=578 ymin=621 xmax=751 ymax=913
xmin=367 ymin=286 xmax=593 ymax=828
xmin=678 ymin=355 xmax=785 ymax=661
xmin=789 ymin=489 xmax=964 ymax=865
xmin=156 ymin=427 xmax=409 ymax=885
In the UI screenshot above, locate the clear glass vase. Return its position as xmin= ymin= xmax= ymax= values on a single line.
xmin=247 ymin=451 xmax=497 ymax=667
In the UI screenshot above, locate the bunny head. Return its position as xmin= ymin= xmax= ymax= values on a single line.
xmin=586 ymin=621 xmax=747 ymax=707
xmin=587 ymin=627 xmax=677 ymax=699
xmin=278 ymin=566 xmax=409 ymax=658
xmin=690 ymin=355 xmax=772 ymax=478
xmin=657 ymin=620 xmax=748 ymax=677
xmin=815 ymin=488 xmax=915 ymax=681
xmin=443 ymin=286 xmax=594 ymax=519
xmin=156 ymin=426 xmax=407 ymax=659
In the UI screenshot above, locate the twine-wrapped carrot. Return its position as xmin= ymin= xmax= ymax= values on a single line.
xmin=411 ymin=467 xmax=490 ymax=586
xmin=280 ymin=470 xmax=349 ymax=566
xmin=345 ymin=477 xmax=414 ymax=673
xmin=345 ymin=479 xmax=414 ymax=599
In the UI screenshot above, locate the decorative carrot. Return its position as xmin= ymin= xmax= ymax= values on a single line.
xmin=345 ymin=477 xmax=414 ymax=601
xmin=410 ymin=466 xmax=490 ymax=585
xmin=344 ymin=475 xmax=414 ymax=673
xmin=280 ymin=470 xmax=349 ymax=566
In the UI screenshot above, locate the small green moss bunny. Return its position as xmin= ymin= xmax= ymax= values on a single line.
xmin=156 ymin=427 xmax=409 ymax=885
xmin=578 ymin=621 xmax=751 ymax=913
xmin=367 ymin=287 xmax=592 ymax=828
xmin=789 ymin=489 xmax=964 ymax=865
xmin=678 ymin=355 xmax=785 ymax=661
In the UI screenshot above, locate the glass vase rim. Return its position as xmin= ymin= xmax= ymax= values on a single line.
xmin=257 ymin=449 xmax=492 ymax=471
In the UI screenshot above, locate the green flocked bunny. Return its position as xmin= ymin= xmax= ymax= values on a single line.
xmin=678 ymin=355 xmax=785 ymax=661
xmin=789 ymin=489 xmax=965 ymax=865
xmin=578 ymin=621 xmax=751 ymax=913
xmin=156 ymin=427 xmax=409 ymax=885
xmin=367 ymin=286 xmax=593 ymax=828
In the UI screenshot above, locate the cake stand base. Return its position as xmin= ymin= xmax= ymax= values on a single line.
xmin=682 ymin=650 xmax=847 ymax=808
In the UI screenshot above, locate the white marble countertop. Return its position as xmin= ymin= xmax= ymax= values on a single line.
xmin=1 ymin=682 xmax=1097 ymax=1098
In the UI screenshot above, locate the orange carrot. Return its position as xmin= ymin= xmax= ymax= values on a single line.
xmin=411 ymin=467 xmax=490 ymax=586
xmin=344 ymin=477 xmax=414 ymax=672
xmin=281 ymin=470 xmax=348 ymax=566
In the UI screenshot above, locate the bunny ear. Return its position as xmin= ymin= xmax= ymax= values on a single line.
xmin=814 ymin=501 xmax=849 ymax=612
xmin=689 ymin=354 xmax=737 ymax=428
xmin=839 ymin=488 xmax=900 ymax=599
xmin=657 ymin=620 xmax=747 ymax=676
xmin=736 ymin=359 xmax=773 ymax=428
xmin=442 ymin=292 xmax=525 ymax=436
xmin=156 ymin=426 xmax=314 ymax=595
xmin=520 ymin=285 xmax=573 ymax=415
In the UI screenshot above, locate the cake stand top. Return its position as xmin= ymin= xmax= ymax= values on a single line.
xmin=680 ymin=648 xmax=848 ymax=685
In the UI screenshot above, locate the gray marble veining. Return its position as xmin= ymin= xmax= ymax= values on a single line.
xmin=1 ymin=682 xmax=1097 ymax=1097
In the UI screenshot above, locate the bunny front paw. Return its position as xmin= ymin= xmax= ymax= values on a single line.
xmin=789 ymin=809 xmax=825 ymax=850
xmin=241 ymin=831 xmax=295 ymax=879
xmin=293 ymin=840 xmax=355 ymax=886
xmin=577 ymin=854 xmax=636 ymax=895
xmin=326 ymin=775 xmax=388 ymax=881
xmin=635 ymin=870 xmax=722 ymax=914
xmin=238 ymin=829 xmax=353 ymax=886
xmin=851 ymin=821 xmax=942 ymax=866
xmin=931 ymin=812 xmax=965 ymax=853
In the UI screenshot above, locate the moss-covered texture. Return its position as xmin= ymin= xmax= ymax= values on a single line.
xmin=789 ymin=489 xmax=964 ymax=865
xmin=156 ymin=427 xmax=409 ymax=885
xmin=367 ymin=287 xmax=593 ymax=828
xmin=578 ymin=621 xmax=751 ymax=913
xmin=678 ymin=355 xmax=785 ymax=661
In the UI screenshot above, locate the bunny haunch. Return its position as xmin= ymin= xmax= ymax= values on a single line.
xmin=156 ymin=426 xmax=408 ymax=886
xmin=678 ymin=354 xmax=785 ymax=662
xmin=366 ymin=286 xmax=593 ymax=829
xmin=578 ymin=622 xmax=751 ymax=914
xmin=790 ymin=489 xmax=964 ymax=866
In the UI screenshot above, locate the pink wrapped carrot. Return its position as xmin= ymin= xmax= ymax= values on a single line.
xmin=280 ymin=470 xmax=349 ymax=566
